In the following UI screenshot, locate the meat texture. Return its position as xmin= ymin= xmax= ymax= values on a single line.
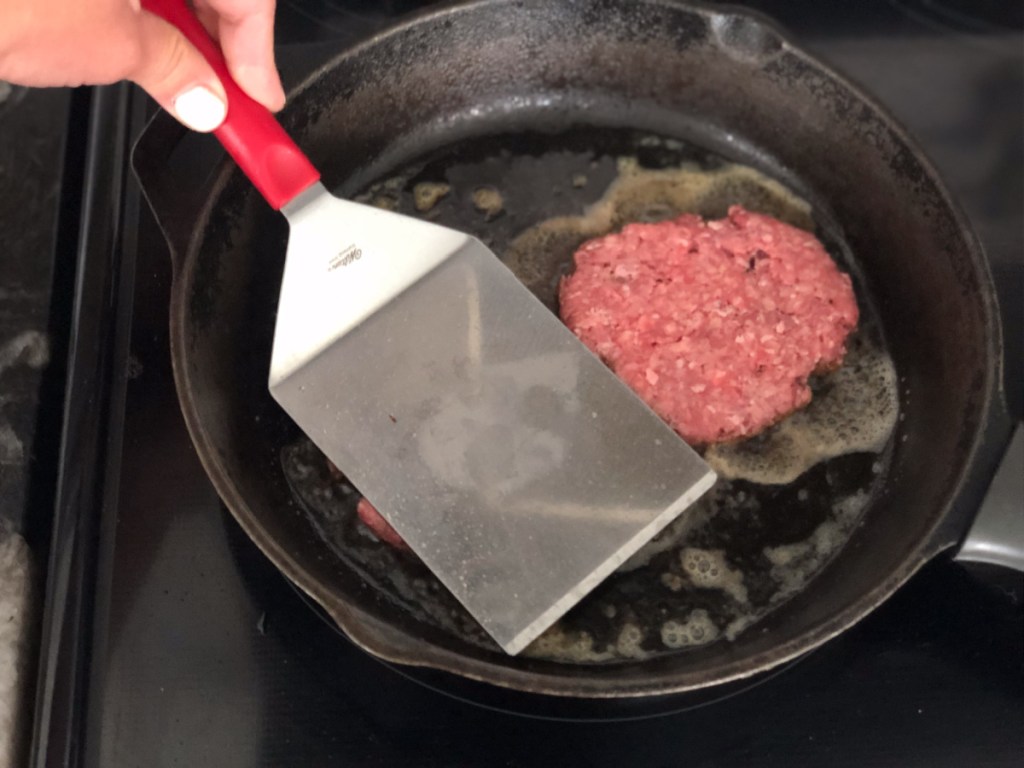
xmin=356 ymin=497 xmax=409 ymax=550
xmin=559 ymin=206 xmax=858 ymax=444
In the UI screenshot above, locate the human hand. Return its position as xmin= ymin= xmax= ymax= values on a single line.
xmin=0 ymin=0 xmax=284 ymax=132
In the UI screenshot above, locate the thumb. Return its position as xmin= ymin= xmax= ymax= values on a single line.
xmin=129 ymin=12 xmax=227 ymax=133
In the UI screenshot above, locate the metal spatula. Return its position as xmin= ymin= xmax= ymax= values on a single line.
xmin=145 ymin=0 xmax=715 ymax=654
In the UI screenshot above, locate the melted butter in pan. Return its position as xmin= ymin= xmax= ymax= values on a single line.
xmin=503 ymin=157 xmax=814 ymax=311
xmin=706 ymin=335 xmax=899 ymax=485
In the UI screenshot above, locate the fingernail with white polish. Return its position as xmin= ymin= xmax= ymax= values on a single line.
xmin=173 ymin=86 xmax=227 ymax=132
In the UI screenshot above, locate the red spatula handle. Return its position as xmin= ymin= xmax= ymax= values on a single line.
xmin=140 ymin=0 xmax=320 ymax=210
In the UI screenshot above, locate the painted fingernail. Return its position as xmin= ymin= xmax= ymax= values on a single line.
xmin=173 ymin=85 xmax=227 ymax=132
xmin=235 ymin=65 xmax=287 ymax=111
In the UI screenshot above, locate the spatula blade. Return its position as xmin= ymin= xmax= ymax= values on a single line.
xmin=271 ymin=184 xmax=716 ymax=654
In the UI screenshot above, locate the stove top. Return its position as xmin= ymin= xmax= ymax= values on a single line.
xmin=28 ymin=2 xmax=1022 ymax=766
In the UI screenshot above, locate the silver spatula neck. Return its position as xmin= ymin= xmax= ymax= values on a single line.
xmin=270 ymin=186 xmax=471 ymax=389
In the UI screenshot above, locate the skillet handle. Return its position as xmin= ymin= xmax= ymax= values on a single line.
xmin=139 ymin=0 xmax=320 ymax=210
xmin=954 ymin=423 xmax=1024 ymax=572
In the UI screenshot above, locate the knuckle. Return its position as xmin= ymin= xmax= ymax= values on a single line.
xmin=152 ymin=31 xmax=191 ymax=87
xmin=132 ymin=22 xmax=192 ymax=93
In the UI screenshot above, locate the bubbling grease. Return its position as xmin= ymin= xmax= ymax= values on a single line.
xmin=661 ymin=610 xmax=721 ymax=649
xmin=472 ymin=186 xmax=504 ymax=219
xmin=706 ymin=334 xmax=899 ymax=485
xmin=764 ymin=489 xmax=872 ymax=601
xmin=524 ymin=626 xmax=612 ymax=663
xmin=413 ymin=181 xmax=451 ymax=212
xmin=353 ymin=175 xmax=405 ymax=211
xmin=679 ymin=547 xmax=749 ymax=604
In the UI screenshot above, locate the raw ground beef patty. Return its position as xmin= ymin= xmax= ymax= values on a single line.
xmin=356 ymin=497 xmax=409 ymax=550
xmin=559 ymin=205 xmax=859 ymax=445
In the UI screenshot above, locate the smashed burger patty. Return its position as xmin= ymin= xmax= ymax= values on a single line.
xmin=559 ymin=206 xmax=859 ymax=445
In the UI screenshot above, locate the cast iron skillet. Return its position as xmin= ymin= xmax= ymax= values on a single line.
xmin=132 ymin=0 xmax=1004 ymax=697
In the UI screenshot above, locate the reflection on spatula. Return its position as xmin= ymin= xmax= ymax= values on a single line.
xmin=142 ymin=0 xmax=716 ymax=654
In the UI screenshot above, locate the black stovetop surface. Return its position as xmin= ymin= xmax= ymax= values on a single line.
xmin=27 ymin=1 xmax=1022 ymax=766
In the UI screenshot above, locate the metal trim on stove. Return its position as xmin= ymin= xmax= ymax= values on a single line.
xmin=28 ymin=84 xmax=136 ymax=768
